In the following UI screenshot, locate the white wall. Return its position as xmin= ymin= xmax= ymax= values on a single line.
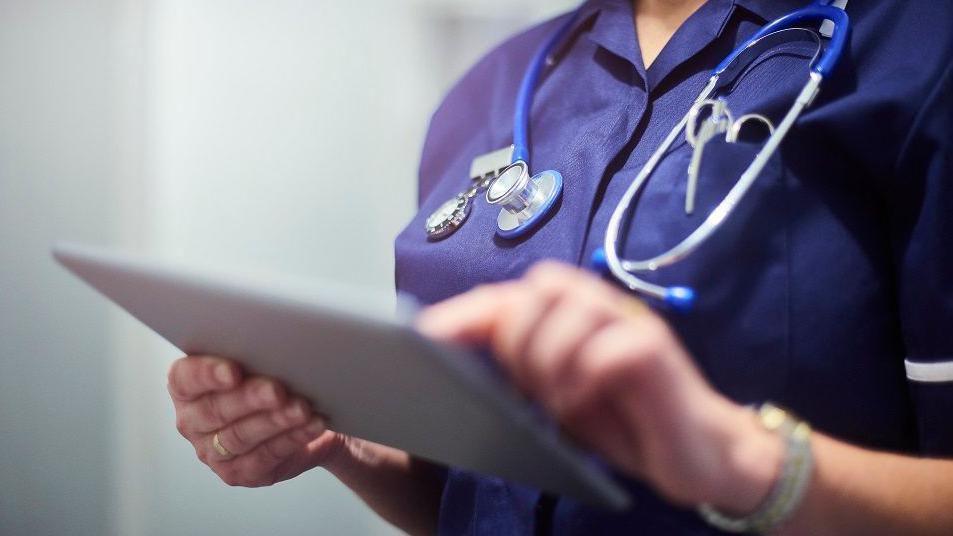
xmin=1 ymin=0 xmax=577 ymax=535
xmin=0 ymin=1 xmax=120 ymax=535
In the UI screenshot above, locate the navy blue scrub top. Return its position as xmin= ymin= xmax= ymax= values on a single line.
xmin=394 ymin=0 xmax=953 ymax=534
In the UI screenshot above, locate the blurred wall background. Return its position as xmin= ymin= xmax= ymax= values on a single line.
xmin=0 ymin=0 xmax=575 ymax=535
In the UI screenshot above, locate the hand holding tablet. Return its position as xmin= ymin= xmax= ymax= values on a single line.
xmin=53 ymin=243 xmax=630 ymax=509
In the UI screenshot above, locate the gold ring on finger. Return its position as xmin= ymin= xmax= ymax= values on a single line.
xmin=212 ymin=432 xmax=233 ymax=458
xmin=620 ymin=295 xmax=650 ymax=319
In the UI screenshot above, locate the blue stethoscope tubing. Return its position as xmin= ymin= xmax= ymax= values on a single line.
xmin=595 ymin=2 xmax=850 ymax=311
xmin=512 ymin=11 xmax=580 ymax=165
xmin=717 ymin=2 xmax=849 ymax=79
xmin=490 ymin=12 xmax=581 ymax=240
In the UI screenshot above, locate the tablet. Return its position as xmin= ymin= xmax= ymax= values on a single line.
xmin=53 ymin=243 xmax=630 ymax=509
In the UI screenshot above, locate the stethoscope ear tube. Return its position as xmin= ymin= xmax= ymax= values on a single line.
xmin=512 ymin=12 xmax=581 ymax=166
xmin=590 ymin=248 xmax=695 ymax=312
xmin=432 ymin=3 xmax=849 ymax=313
xmin=713 ymin=4 xmax=849 ymax=78
xmin=599 ymin=86 xmax=703 ymax=311
xmin=425 ymin=10 xmax=580 ymax=243
xmin=601 ymin=6 xmax=849 ymax=311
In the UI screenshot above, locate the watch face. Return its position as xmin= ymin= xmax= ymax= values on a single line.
xmin=425 ymin=195 xmax=471 ymax=240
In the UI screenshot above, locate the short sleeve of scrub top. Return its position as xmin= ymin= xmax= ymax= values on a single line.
xmin=393 ymin=0 xmax=953 ymax=534
xmin=891 ymin=61 xmax=953 ymax=456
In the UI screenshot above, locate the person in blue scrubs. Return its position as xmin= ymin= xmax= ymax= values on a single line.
xmin=165 ymin=0 xmax=953 ymax=534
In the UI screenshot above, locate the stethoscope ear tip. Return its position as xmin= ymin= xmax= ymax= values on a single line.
xmin=591 ymin=247 xmax=695 ymax=312
xmin=664 ymin=287 xmax=696 ymax=312
xmin=590 ymin=247 xmax=609 ymax=274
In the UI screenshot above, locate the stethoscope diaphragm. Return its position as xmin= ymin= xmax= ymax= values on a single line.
xmin=486 ymin=161 xmax=563 ymax=239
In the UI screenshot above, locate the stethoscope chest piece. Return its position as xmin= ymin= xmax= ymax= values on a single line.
xmin=425 ymin=194 xmax=471 ymax=240
xmin=486 ymin=161 xmax=563 ymax=239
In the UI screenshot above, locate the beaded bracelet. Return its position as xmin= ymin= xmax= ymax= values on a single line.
xmin=698 ymin=403 xmax=814 ymax=534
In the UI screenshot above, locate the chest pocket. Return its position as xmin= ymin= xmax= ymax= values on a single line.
xmin=605 ymin=37 xmax=823 ymax=403
xmin=620 ymin=134 xmax=791 ymax=403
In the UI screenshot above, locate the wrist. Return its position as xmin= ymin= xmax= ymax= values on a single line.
xmin=708 ymin=404 xmax=785 ymax=516
xmin=700 ymin=403 xmax=815 ymax=534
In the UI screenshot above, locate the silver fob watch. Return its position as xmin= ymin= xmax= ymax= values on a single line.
xmin=425 ymin=146 xmax=515 ymax=241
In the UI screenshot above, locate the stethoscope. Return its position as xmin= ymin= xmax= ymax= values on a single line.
xmin=424 ymin=12 xmax=580 ymax=241
xmin=426 ymin=2 xmax=850 ymax=312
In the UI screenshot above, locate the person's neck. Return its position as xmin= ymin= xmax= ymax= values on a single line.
xmin=633 ymin=0 xmax=708 ymax=68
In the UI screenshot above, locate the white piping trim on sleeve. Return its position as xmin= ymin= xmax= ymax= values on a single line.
xmin=905 ymin=359 xmax=953 ymax=383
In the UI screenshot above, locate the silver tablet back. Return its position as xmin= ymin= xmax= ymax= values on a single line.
xmin=53 ymin=243 xmax=630 ymax=509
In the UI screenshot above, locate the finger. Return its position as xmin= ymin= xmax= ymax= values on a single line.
xmin=220 ymin=417 xmax=327 ymax=487
xmin=547 ymin=320 xmax=655 ymax=421
xmin=546 ymin=323 xmax=655 ymax=479
xmin=176 ymin=376 xmax=287 ymax=435
xmin=566 ymin=395 xmax=644 ymax=477
xmin=168 ymin=355 xmax=241 ymax=402
xmin=520 ymin=292 xmax=615 ymax=399
xmin=415 ymin=283 xmax=513 ymax=345
xmin=510 ymin=262 xmax=618 ymax=391
xmin=212 ymin=398 xmax=312 ymax=458
xmin=490 ymin=286 xmax=557 ymax=387
xmin=521 ymin=271 xmax=644 ymax=385
xmin=523 ymin=260 xmax=605 ymax=300
xmin=414 ymin=262 xmax=582 ymax=347
xmin=542 ymin=345 xmax=640 ymax=470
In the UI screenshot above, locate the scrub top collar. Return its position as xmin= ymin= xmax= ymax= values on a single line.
xmin=576 ymin=0 xmax=734 ymax=91
xmin=582 ymin=0 xmax=640 ymax=70
xmin=580 ymin=0 xmax=809 ymax=23
xmin=561 ymin=0 xmax=818 ymax=93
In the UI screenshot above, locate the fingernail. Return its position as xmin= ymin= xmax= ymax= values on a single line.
xmin=214 ymin=364 xmax=233 ymax=385
xmin=258 ymin=383 xmax=277 ymax=405
xmin=286 ymin=402 xmax=306 ymax=421
xmin=414 ymin=310 xmax=442 ymax=337
xmin=305 ymin=417 xmax=325 ymax=436
xmin=412 ymin=310 xmax=429 ymax=327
